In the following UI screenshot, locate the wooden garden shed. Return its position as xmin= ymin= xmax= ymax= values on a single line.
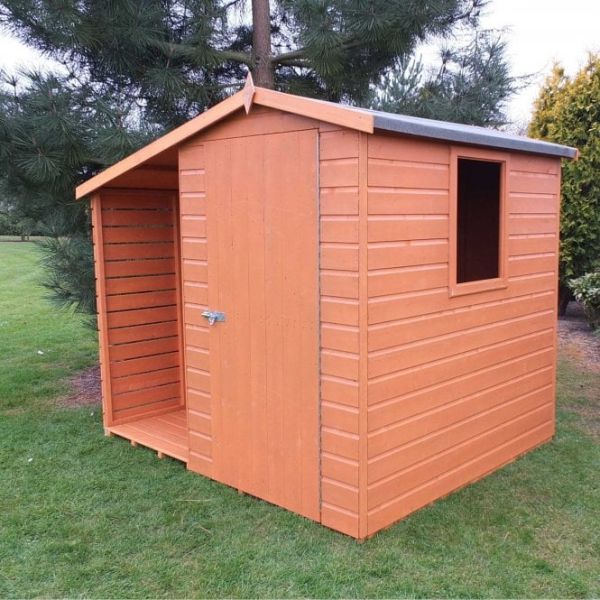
xmin=76 ymin=77 xmax=577 ymax=539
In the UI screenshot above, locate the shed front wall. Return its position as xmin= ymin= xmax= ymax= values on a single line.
xmin=176 ymin=108 xmax=367 ymax=536
xmin=365 ymin=132 xmax=560 ymax=535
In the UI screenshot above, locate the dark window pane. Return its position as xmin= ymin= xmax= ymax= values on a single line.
xmin=457 ymin=159 xmax=501 ymax=283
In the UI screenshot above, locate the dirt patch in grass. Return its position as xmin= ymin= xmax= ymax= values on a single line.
xmin=558 ymin=302 xmax=600 ymax=374
xmin=558 ymin=302 xmax=600 ymax=439
xmin=58 ymin=365 xmax=101 ymax=408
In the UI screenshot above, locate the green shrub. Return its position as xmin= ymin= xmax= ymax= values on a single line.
xmin=529 ymin=56 xmax=600 ymax=313
xmin=569 ymin=271 xmax=600 ymax=330
xmin=0 ymin=212 xmax=19 ymax=235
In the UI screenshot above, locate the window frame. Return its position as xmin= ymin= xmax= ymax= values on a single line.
xmin=449 ymin=146 xmax=509 ymax=297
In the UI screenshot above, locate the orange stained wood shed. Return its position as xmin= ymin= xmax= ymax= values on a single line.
xmin=77 ymin=77 xmax=577 ymax=539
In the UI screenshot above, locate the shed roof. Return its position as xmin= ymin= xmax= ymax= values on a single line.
xmin=75 ymin=78 xmax=577 ymax=200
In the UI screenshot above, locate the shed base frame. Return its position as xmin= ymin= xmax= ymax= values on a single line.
xmin=106 ymin=408 xmax=188 ymax=462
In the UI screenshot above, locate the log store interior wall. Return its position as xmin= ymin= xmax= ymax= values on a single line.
xmin=91 ymin=189 xmax=185 ymax=434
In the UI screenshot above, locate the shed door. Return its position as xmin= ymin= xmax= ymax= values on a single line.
xmin=205 ymin=129 xmax=319 ymax=520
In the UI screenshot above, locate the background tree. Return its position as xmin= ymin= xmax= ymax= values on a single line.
xmin=0 ymin=0 xmax=516 ymax=314
xmin=529 ymin=55 xmax=600 ymax=313
xmin=372 ymin=30 xmax=514 ymax=126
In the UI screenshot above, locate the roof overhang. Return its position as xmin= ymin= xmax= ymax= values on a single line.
xmin=75 ymin=81 xmax=374 ymax=199
xmin=367 ymin=110 xmax=578 ymax=160
xmin=76 ymin=77 xmax=577 ymax=200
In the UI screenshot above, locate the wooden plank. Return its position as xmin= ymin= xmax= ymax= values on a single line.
xmin=357 ymin=131 xmax=369 ymax=539
xmin=368 ymin=159 xmax=449 ymax=189
xmin=321 ymin=454 xmax=359 ymax=487
xmin=320 ymin=188 xmax=359 ymax=215
xmin=103 ymin=242 xmax=175 ymax=261
xmin=179 ymin=171 xmax=206 ymax=193
xmin=368 ymin=188 xmax=448 ymax=215
xmin=111 ymin=367 xmax=180 ymax=395
xmin=322 ymin=428 xmax=360 ymax=461
xmin=102 ymin=226 xmax=174 ymax=244
xmin=107 ymin=168 xmax=178 ymax=191
xmin=105 ymin=274 xmax=176 ymax=295
xmin=320 ymin=217 xmax=359 ymax=243
xmin=321 ymin=376 xmax=359 ymax=407
xmin=181 ymin=259 xmax=208 ymax=282
xmin=321 ymin=323 xmax=360 ymax=354
xmin=110 ymin=335 xmax=179 ymax=361
xmin=111 ymin=351 xmax=180 ymax=378
xmin=111 ymin=382 xmax=181 ymax=411
xmin=109 ymin=321 xmax=178 ymax=345
xmin=107 ymin=305 xmax=178 ymax=329
xmin=322 ymin=350 xmax=359 ymax=380
xmin=368 ymin=329 xmax=554 ymax=405
xmin=111 ymin=398 xmax=183 ymax=426
xmin=322 ymin=479 xmax=360 ymax=513
xmin=320 ymin=130 xmax=359 ymax=160
xmin=508 ymin=214 xmax=557 ymax=235
xmin=101 ymin=209 xmax=174 ymax=226
xmin=320 ymin=159 xmax=359 ymax=187
xmin=104 ymin=257 xmax=176 ymax=278
xmin=181 ymin=238 xmax=207 ymax=261
xmin=322 ymin=401 xmax=359 ymax=434
xmin=368 ymin=264 xmax=448 ymax=297
xmin=368 ymin=350 xmax=553 ymax=432
xmin=179 ymin=194 xmax=207 ymax=216
xmin=368 ymin=291 xmax=555 ymax=351
xmin=321 ymin=245 xmax=359 ymax=271
xmin=320 ymin=271 xmax=359 ymax=299
xmin=368 ymin=368 xmax=553 ymax=457
xmin=368 ymin=272 xmax=555 ymax=325
xmin=105 ymin=289 xmax=177 ymax=312
xmin=368 ymin=216 xmax=448 ymax=242
xmin=508 ymin=234 xmax=557 ymax=256
xmin=321 ymin=297 xmax=359 ymax=326
xmin=367 ymin=422 xmax=553 ymax=535
xmin=368 ymin=310 xmax=553 ymax=378
xmin=91 ymin=193 xmax=114 ymax=427
xmin=368 ymin=402 xmax=553 ymax=499
xmin=180 ymin=215 xmax=207 ymax=238
xmin=368 ymin=133 xmax=449 ymax=164
xmin=509 ymin=171 xmax=558 ymax=194
xmin=101 ymin=195 xmax=176 ymax=210
xmin=368 ymin=240 xmax=448 ymax=270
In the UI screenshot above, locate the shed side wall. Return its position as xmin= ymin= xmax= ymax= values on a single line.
xmin=318 ymin=125 xmax=362 ymax=537
xmin=366 ymin=133 xmax=560 ymax=535
xmin=98 ymin=189 xmax=183 ymax=425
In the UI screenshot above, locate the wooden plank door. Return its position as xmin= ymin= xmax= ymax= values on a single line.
xmin=205 ymin=129 xmax=320 ymax=520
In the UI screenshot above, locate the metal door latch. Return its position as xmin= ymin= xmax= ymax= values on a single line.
xmin=201 ymin=310 xmax=226 ymax=325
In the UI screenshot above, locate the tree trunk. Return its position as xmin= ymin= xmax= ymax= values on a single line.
xmin=558 ymin=283 xmax=572 ymax=316
xmin=251 ymin=0 xmax=274 ymax=88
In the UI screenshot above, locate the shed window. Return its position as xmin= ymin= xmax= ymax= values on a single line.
xmin=456 ymin=158 xmax=502 ymax=283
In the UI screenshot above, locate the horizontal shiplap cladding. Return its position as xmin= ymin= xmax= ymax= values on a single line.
xmin=364 ymin=134 xmax=560 ymax=535
xmin=100 ymin=192 xmax=181 ymax=420
xmin=179 ymin=142 xmax=213 ymax=471
xmin=319 ymin=127 xmax=360 ymax=538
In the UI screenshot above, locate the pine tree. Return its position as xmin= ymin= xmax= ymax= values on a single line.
xmin=371 ymin=31 xmax=515 ymax=127
xmin=529 ymin=56 xmax=600 ymax=313
xmin=0 ymin=0 xmax=515 ymax=314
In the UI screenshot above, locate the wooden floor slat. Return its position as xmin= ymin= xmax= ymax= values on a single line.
xmin=108 ymin=408 xmax=188 ymax=462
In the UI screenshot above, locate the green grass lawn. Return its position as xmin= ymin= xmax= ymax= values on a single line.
xmin=1 ymin=242 xmax=599 ymax=598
